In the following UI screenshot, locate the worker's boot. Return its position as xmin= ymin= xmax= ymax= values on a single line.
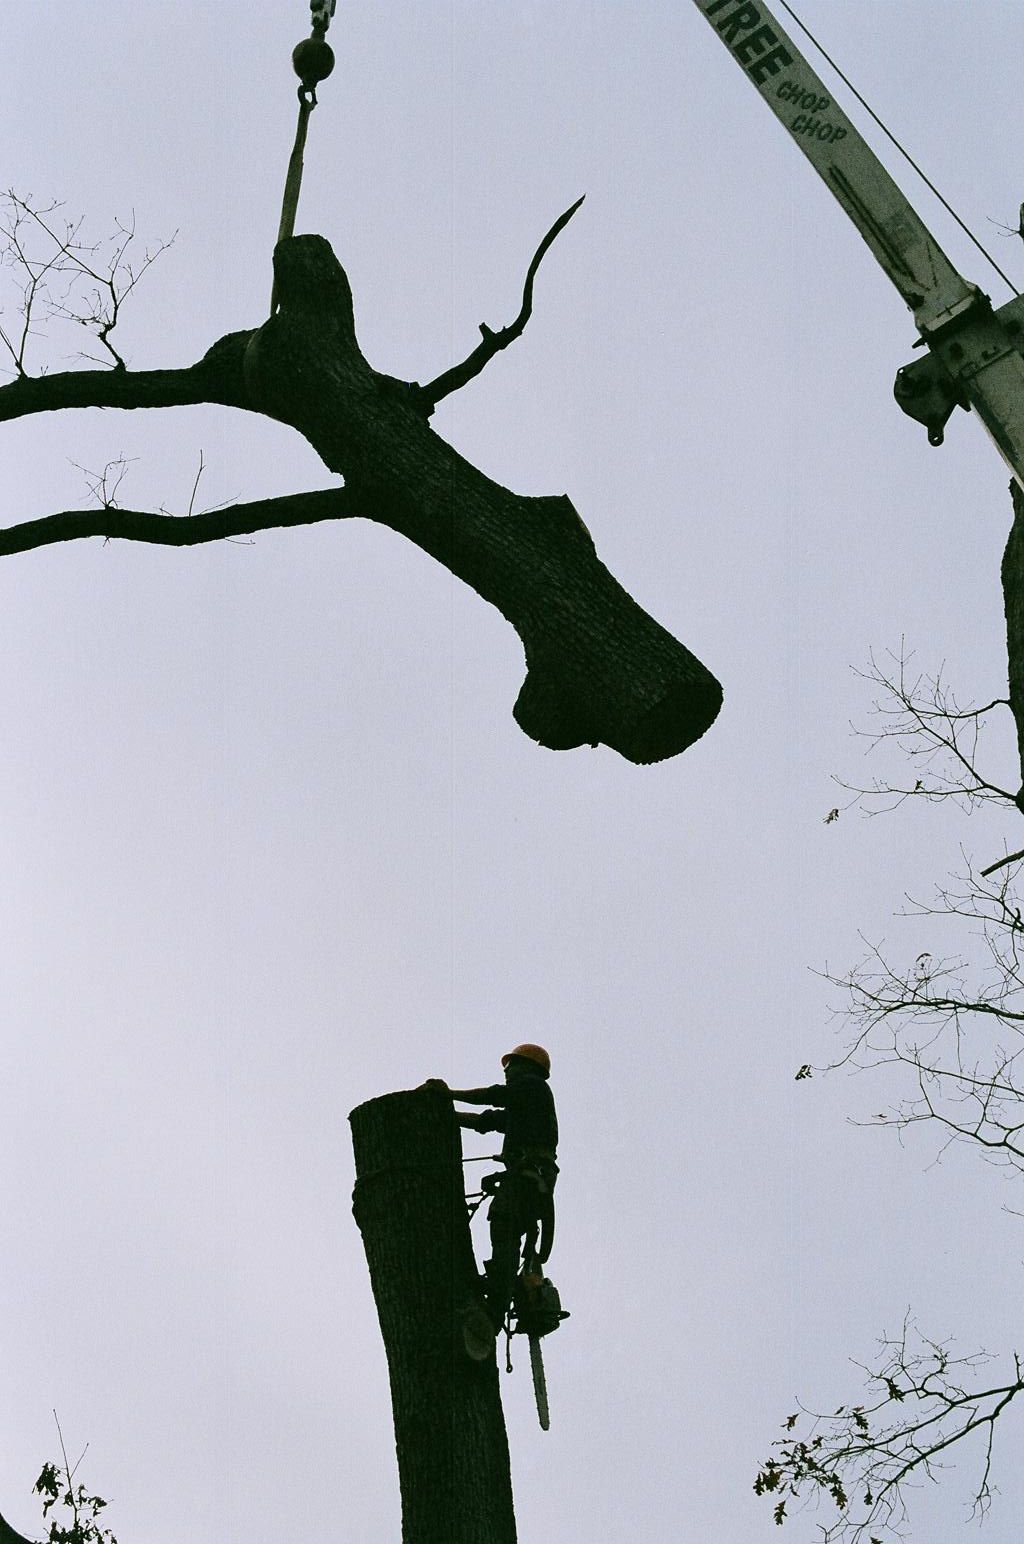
xmin=461 ymin=1303 xmax=496 ymax=1361
xmin=482 ymin=1255 xmax=513 ymax=1332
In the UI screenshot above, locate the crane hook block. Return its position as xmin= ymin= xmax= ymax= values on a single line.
xmin=293 ymin=36 xmax=335 ymax=92
xmin=893 ymin=354 xmax=966 ymax=449
xmin=310 ymin=0 xmax=337 ymax=32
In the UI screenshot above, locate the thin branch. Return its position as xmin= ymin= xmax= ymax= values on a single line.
xmin=836 ymin=643 xmax=1020 ymax=814
xmin=0 ymin=485 xmax=362 ymax=556
xmin=813 ymin=855 xmax=1024 ymax=1179
xmin=419 ymin=195 xmax=585 ymax=410
xmin=68 ymin=454 xmax=137 ymax=511
xmin=1 ymin=193 xmax=176 ymax=373
xmin=53 ymin=1412 xmax=80 ymax=1539
xmin=187 ymin=450 xmax=205 ymax=518
xmin=755 ymin=1328 xmax=1024 ymax=1541
xmin=981 ymin=847 xmax=1024 ymax=878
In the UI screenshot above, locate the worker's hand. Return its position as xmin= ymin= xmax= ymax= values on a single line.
xmin=420 ymin=1077 xmax=449 ymax=1091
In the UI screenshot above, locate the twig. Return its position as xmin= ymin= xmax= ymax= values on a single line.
xmin=1 ymin=191 xmax=175 ymax=374
xmin=419 ymin=195 xmax=585 ymax=411
xmin=187 ymin=449 xmax=205 ymax=518
xmin=53 ymin=1412 xmax=82 ymax=1537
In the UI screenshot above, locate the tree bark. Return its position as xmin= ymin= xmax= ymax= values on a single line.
xmin=0 ymin=234 xmax=723 ymax=766
xmin=0 ymin=1513 xmax=37 ymax=1544
xmin=349 ymin=1089 xmax=516 ymax=1544
xmin=1002 ymin=481 xmax=1024 ymax=807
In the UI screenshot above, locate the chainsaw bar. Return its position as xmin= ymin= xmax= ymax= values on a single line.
xmin=529 ymin=1334 xmax=550 ymax=1430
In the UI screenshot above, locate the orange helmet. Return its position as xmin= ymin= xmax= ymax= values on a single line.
xmin=501 ymin=1043 xmax=551 ymax=1075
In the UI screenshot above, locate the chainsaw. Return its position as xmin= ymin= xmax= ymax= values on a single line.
xmin=508 ymin=1258 xmax=570 ymax=1431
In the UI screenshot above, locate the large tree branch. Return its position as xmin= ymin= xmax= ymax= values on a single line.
xmin=0 ymin=337 xmax=249 ymax=423
xmin=0 ymin=235 xmax=723 ymax=764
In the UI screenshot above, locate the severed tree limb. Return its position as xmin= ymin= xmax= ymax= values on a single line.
xmin=0 ymin=234 xmax=722 ymax=764
xmin=419 ymin=195 xmax=585 ymax=411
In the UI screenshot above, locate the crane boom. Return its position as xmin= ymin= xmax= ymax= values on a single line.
xmin=690 ymin=0 xmax=1024 ymax=489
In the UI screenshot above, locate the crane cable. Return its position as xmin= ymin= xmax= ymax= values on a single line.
xmin=777 ymin=0 xmax=1019 ymax=298
xmin=271 ymin=0 xmax=338 ymax=311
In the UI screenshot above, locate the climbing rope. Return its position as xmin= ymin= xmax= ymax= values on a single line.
xmin=271 ymin=0 xmax=338 ymax=310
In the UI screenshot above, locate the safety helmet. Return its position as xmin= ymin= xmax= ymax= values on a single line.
xmin=501 ymin=1043 xmax=551 ymax=1075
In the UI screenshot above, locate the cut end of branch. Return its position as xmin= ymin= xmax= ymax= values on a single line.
xmin=513 ymin=656 xmax=723 ymax=764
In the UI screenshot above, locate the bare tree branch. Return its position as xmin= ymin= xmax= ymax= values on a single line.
xmin=778 ymin=622 xmax=1024 ymax=1539
xmin=810 ymin=853 xmax=1024 ymax=1178
xmin=0 ymin=485 xmax=361 ymax=556
xmin=419 ymin=196 xmax=585 ymax=411
xmin=0 ymin=192 xmax=174 ymax=376
xmin=0 ymin=342 xmax=250 ymax=425
xmin=834 ymin=643 xmax=1019 ymax=815
xmin=755 ymin=1322 xmax=1023 ymax=1541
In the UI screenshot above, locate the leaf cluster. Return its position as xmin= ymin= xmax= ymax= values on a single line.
xmin=33 ymin=1428 xmax=117 ymax=1544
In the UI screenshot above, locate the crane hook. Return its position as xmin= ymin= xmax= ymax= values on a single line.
xmin=271 ymin=0 xmax=339 ymax=309
xmin=294 ymin=0 xmax=337 ymax=101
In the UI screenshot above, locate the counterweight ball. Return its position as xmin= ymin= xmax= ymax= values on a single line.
xmin=292 ymin=37 xmax=335 ymax=90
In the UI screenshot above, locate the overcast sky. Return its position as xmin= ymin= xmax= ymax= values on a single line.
xmin=3 ymin=4 xmax=1023 ymax=1542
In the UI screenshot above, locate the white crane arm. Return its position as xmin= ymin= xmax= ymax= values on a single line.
xmin=690 ymin=0 xmax=1024 ymax=489
xmin=690 ymin=0 xmax=975 ymax=333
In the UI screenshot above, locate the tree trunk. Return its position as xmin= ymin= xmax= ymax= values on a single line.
xmin=1002 ymin=481 xmax=1024 ymax=807
xmin=349 ymin=1090 xmax=516 ymax=1544
xmin=0 ymin=1513 xmax=37 ymax=1544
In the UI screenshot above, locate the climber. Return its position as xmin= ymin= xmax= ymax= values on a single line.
xmin=459 ymin=1043 xmax=558 ymax=1332
xmin=432 ymin=1043 xmax=558 ymax=1331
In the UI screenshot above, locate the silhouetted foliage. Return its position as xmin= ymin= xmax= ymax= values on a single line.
xmin=34 ymin=1420 xmax=116 ymax=1544
xmin=758 ymin=537 xmax=1024 ymax=1538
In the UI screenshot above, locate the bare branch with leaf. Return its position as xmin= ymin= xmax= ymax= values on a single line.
xmin=833 ymin=643 xmax=1017 ymax=816
xmin=756 ymin=1321 xmax=1023 ymax=1542
xmin=31 ymin=1416 xmax=116 ymax=1544
xmin=769 ymin=620 xmax=1024 ymax=1538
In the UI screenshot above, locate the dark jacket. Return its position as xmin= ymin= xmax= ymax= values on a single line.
xmin=453 ymin=1073 xmax=558 ymax=1162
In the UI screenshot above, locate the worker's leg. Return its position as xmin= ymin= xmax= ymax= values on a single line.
xmin=484 ymin=1182 xmax=525 ymax=1329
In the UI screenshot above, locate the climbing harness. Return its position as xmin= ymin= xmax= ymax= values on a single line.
xmin=462 ymin=1150 xmax=557 ymax=1255
xmin=461 ymin=1154 xmax=569 ymax=1430
xmin=462 ymin=1152 xmax=503 ymax=1219
xmin=272 ymin=0 xmax=338 ymax=309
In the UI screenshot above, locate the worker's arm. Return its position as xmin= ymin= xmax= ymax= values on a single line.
xmin=421 ymin=1080 xmax=507 ymax=1129
xmin=448 ymin=1084 xmax=508 ymax=1105
xmin=450 ymin=1084 xmax=507 ymax=1134
xmin=457 ymin=1109 xmax=505 ymax=1133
